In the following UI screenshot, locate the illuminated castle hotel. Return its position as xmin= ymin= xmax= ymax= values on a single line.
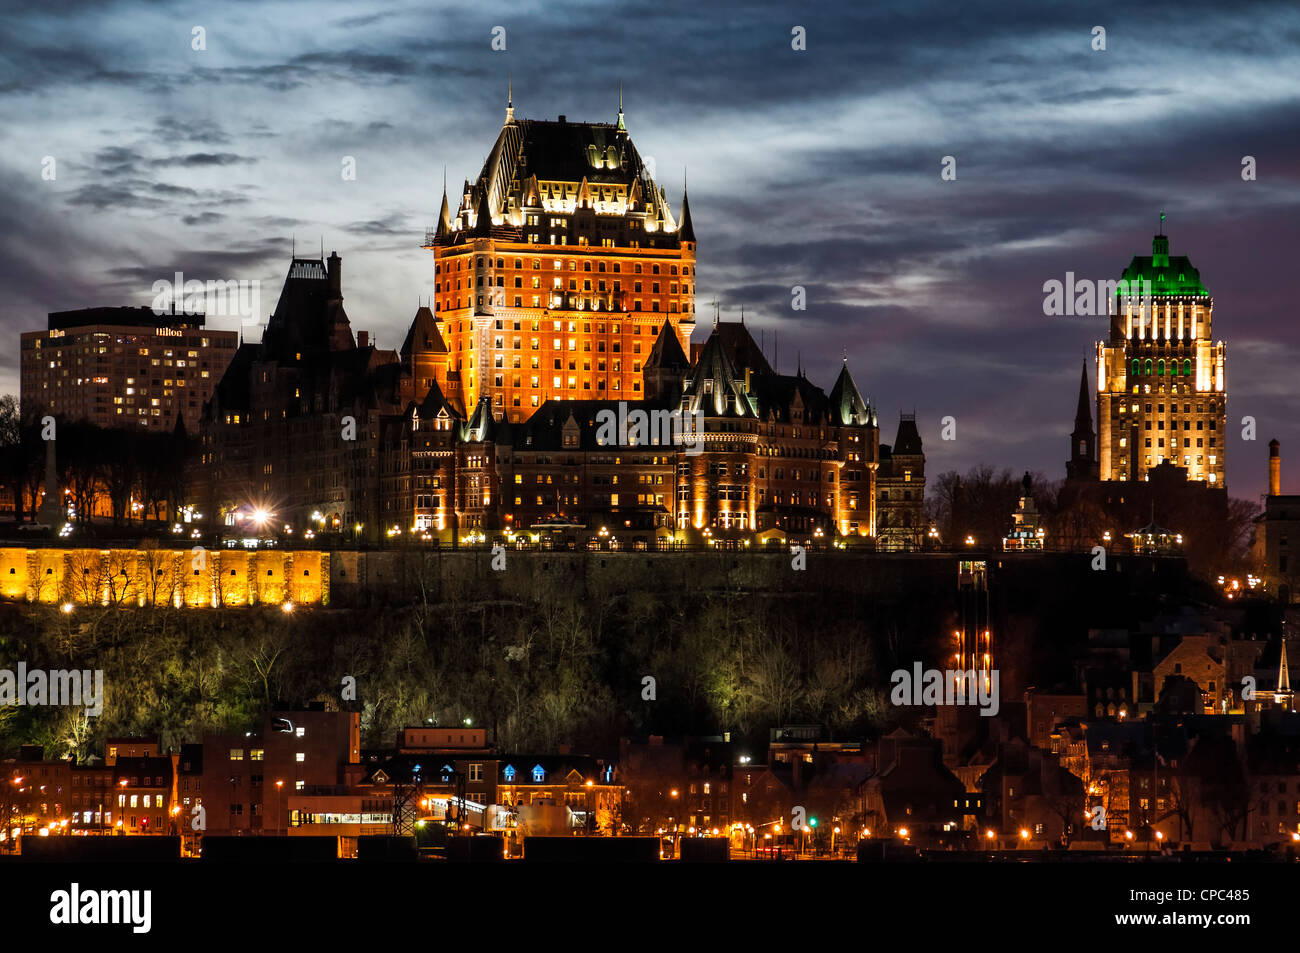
xmin=420 ymin=94 xmax=696 ymax=419
xmin=1071 ymin=228 xmax=1227 ymax=488
xmin=196 ymin=101 xmax=925 ymax=550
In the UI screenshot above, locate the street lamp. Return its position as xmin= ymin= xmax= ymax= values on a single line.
xmin=274 ymin=781 xmax=284 ymax=837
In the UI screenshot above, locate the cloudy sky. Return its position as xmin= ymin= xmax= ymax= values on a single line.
xmin=1 ymin=0 xmax=1297 ymax=498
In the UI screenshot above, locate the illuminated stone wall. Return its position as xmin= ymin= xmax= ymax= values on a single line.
xmin=0 ymin=548 xmax=329 ymax=607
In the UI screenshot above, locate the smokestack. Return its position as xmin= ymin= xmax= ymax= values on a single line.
xmin=1269 ymin=438 xmax=1281 ymax=497
xmin=327 ymin=251 xmax=341 ymax=300
xmin=357 ymin=331 xmax=369 ymax=348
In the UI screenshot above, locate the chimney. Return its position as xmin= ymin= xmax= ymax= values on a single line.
xmin=558 ymin=114 xmax=566 ymax=124
xmin=357 ymin=331 xmax=369 ymax=348
xmin=327 ymin=251 xmax=342 ymax=299
xmin=1269 ymin=439 xmax=1281 ymax=497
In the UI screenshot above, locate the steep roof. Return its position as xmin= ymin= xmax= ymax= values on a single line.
xmin=436 ymin=112 xmax=690 ymax=251
xmin=400 ymin=305 xmax=447 ymax=361
xmin=645 ymin=321 xmax=688 ymax=371
xmin=678 ymin=187 xmax=696 ymax=243
xmin=828 ymin=362 xmax=871 ymax=426
xmin=416 ymin=376 xmax=464 ymax=421
xmin=681 ymin=326 xmax=755 ymax=418
xmin=893 ymin=414 xmax=922 ymax=454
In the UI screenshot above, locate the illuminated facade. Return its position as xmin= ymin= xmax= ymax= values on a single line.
xmin=20 ymin=307 xmax=238 ymax=432
xmin=0 ymin=547 xmax=329 ymax=607
xmin=377 ymin=319 xmax=898 ymax=545
xmin=1095 ymin=231 xmax=1227 ymax=486
xmin=675 ymin=322 xmax=880 ymax=540
xmin=421 ymin=100 xmax=696 ymax=421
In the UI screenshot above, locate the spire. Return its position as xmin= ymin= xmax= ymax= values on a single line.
xmin=505 ymin=74 xmax=514 ymax=124
xmin=678 ymin=182 xmax=696 ymax=244
xmin=617 ymin=83 xmax=626 ymax=131
xmin=471 ymin=187 xmax=493 ymax=236
xmin=435 ymin=181 xmax=452 ymax=241
xmin=1074 ymin=360 xmax=1092 ymax=429
xmin=1280 ymin=638 xmax=1291 ymax=694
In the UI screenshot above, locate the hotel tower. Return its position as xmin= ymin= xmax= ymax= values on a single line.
xmin=422 ymin=94 xmax=696 ymax=422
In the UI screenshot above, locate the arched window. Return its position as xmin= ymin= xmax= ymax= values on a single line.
xmin=1131 ymin=358 xmax=1140 ymax=376
xmin=1144 ymin=359 xmax=1153 ymax=376
xmin=1157 ymin=359 xmax=1165 ymax=376
xmin=1183 ymin=359 xmax=1192 ymax=376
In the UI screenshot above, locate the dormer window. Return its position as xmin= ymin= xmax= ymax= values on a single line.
xmin=532 ymin=765 xmax=546 ymax=783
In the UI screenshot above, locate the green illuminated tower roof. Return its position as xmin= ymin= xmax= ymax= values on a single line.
xmin=1118 ymin=233 xmax=1208 ymax=297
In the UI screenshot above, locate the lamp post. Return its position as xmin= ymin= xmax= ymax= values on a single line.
xmin=274 ymin=780 xmax=284 ymax=837
xmin=3 ymin=776 xmax=22 ymax=852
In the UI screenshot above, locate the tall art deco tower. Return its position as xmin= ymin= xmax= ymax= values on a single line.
xmin=1095 ymin=227 xmax=1227 ymax=487
xmin=421 ymin=92 xmax=696 ymax=422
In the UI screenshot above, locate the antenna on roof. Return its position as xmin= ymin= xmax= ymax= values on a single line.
xmin=843 ymin=347 xmax=848 ymax=365
xmin=291 ymin=233 xmax=295 ymax=259
xmin=1159 ymin=210 xmax=1165 ymax=236
xmin=506 ymin=73 xmax=514 ymax=123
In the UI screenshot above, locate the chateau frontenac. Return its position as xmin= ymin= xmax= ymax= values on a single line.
xmin=195 ymin=104 xmax=924 ymax=550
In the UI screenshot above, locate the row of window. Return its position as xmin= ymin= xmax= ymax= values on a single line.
xmin=439 ymin=256 xmax=691 ymax=277
xmin=1132 ymin=358 xmax=1194 ymax=377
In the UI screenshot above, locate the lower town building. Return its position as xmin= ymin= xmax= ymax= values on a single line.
xmin=200 ymin=705 xmax=360 ymax=838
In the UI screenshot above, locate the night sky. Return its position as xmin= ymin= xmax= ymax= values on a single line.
xmin=1 ymin=0 xmax=1297 ymax=499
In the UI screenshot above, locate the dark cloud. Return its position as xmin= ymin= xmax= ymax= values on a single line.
xmin=0 ymin=0 xmax=1295 ymax=498
xmin=150 ymin=153 xmax=257 ymax=168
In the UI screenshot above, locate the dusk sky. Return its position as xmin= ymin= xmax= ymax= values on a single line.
xmin=1 ymin=0 xmax=1297 ymax=499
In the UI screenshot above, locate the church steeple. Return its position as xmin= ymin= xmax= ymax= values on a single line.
xmin=1074 ymin=359 xmax=1092 ymax=431
xmin=616 ymin=84 xmax=626 ymax=132
xmin=505 ymin=75 xmax=515 ymax=124
xmin=1067 ymin=360 xmax=1099 ymax=481
xmin=1280 ymin=638 xmax=1291 ymax=695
